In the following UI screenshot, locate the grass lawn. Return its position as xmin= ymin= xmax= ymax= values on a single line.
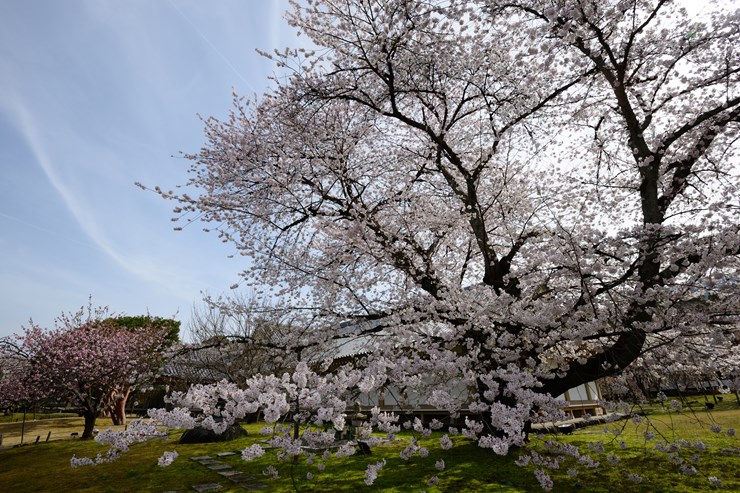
xmin=0 ymin=416 xmax=124 ymax=447
xmin=0 ymin=412 xmax=78 ymax=424
xmin=532 ymin=407 xmax=740 ymax=492
xmin=0 ymin=406 xmax=737 ymax=492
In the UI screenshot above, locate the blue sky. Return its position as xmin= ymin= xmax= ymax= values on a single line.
xmin=0 ymin=0 xmax=298 ymax=339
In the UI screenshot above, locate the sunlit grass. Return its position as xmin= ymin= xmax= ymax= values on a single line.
xmin=0 ymin=416 xmax=125 ymax=447
xmin=0 ymin=412 xmax=78 ymax=424
xmin=528 ymin=408 xmax=740 ymax=492
xmin=0 ymin=407 xmax=737 ymax=492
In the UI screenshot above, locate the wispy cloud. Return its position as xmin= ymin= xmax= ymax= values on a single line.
xmin=0 ymin=0 xmax=301 ymax=337
xmin=0 ymin=98 xmax=199 ymax=299
xmin=166 ymin=0 xmax=256 ymax=94
xmin=1 ymin=100 xmax=100 ymax=239
xmin=0 ymin=211 xmax=100 ymax=251
xmin=269 ymin=0 xmax=288 ymax=54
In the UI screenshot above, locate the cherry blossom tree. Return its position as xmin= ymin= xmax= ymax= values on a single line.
xmin=157 ymin=0 xmax=738 ymax=429
xmin=101 ymin=315 xmax=180 ymax=425
xmin=132 ymin=0 xmax=739 ymax=486
xmin=0 ymin=306 xmax=171 ymax=438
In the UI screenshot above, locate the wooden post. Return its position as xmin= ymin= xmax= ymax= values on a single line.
xmin=20 ymin=408 xmax=27 ymax=445
xmin=46 ymin=431 xmax=52 ymax=442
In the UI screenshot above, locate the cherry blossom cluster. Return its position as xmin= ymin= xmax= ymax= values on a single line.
xmin=157 ymin=450 xmax=179 ymax=467
xmin=364 ymin=459 xmax=386 ymax=486
xmin=70 ymin=418 xmax=169 ymax=467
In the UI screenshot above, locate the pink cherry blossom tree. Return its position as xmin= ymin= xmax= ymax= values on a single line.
xmin=100 ymin=315 xmax=180 ymax=426
xmin=128 ymin=0 xmax=739 ymax=486
xmin=0 ymin=306 xmax=171 ymax=439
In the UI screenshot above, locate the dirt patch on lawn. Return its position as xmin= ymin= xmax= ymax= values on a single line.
xmin=0 ymin=417 xmax=127 ymax=448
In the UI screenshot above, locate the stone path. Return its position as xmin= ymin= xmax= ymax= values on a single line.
xmin=186 ymin=453 xmax=268 ymax=491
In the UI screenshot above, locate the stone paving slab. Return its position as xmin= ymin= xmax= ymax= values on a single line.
xmin=216 ymin=451 xmax=237 ymax=457
xmin=197 ymin=460 xmax=224 ymax=466
xmin=218 ymin=470 xmax=244 ymax=477
xmin=207 ymin=464 xmax=233 ymax=471
xmin=191 ymin=456 xmax=213 ymax=461
xmin=229 ymin=475 xmax=257 ymax=484
xmin=191 ymin=484 xmax=223 ymax=493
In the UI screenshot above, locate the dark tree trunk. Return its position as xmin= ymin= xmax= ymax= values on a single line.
xmin=81 ymin=411 xmax=98 ymax=439
xmin=541 ymin=328 xmax=647 ymax=398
